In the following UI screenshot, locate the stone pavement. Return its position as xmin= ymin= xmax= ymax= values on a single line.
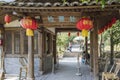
xmin=35 ymin=57 xmax=94 ymax=80
xmin=4 ymin=57 xmax=94 ymax=80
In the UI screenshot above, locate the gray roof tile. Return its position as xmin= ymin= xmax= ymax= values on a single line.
xmin=0 ymin=0 xmax=120 ymax=7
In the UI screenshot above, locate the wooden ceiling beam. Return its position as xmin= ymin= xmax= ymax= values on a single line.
xmin=56 ymin=28 xmax=80 ymax=32
xmin=0 ymin=5 xmax=120 ymax=13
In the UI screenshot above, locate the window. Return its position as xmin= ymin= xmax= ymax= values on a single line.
xmin=5 ymin=32 xmax=12 ymax=54
xmin=59 ymin=16 xmax=64 ymax=22
xmin=23 ymin=31 xmax=28 ymax=54
xmin=14 ymin=31 xmax=20 ymax=54
xmin=48 ymin=16 xmax=54 ymax=22
xmin=5 ymin=29 xmax=39 ymax=54
xmin=70 ymin=16 xmax=76 ymax=22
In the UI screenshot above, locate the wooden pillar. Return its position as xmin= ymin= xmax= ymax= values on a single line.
xmin=20 ymin=30 xmax=24 ymax=55
xmin=110 ymin=30 xmax=114 ymax=65
xmin=0 ymin=24 xmax=5 ymax=80
xmin=12 ymin=32 xmax=15 ymax=54
xmin=99 ymin=34 xmax=103 ymax=57
xmin=85 ymin=37 xmax=88 ymax=53
xmin=38 ymin=27 xmax=45 ymax=74
xmin=27 ymin=36 xmax=34 ymax=80
xmin=93 ymin=21 xmax=99 ymax=80
xmin=38 ymin=31 xmax=42 ymax=71
xmin=0 ymin=24 xmax=4 ymax=70
xmin=53 ymin=35 xmax=57 ymax=64
xmin=90 ymin=31 xmax=93 ymax=72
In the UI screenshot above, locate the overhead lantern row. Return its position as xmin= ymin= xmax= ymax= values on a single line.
xmin=4 ymin=14 xmax=38 ymax=36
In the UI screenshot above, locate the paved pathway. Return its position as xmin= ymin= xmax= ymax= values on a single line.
xmin=35 ymin=57 xmax=94 ymax=80
xmin=4 ymin=57 xmax=94 ymax=80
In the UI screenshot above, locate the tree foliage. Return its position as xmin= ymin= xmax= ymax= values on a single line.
xmin=57 ymin=33 xmax=76 ymax=48
xmin=103 ymin=20 xmax=120 ymax=45
xmin=111 ymin=20 xmax=120 ymax=45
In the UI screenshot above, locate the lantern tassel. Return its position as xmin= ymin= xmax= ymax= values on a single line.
xmin=26 ymin=29 xmax=34 ymax=36
xmin=82 ymin=29 xmax=88 ymax=37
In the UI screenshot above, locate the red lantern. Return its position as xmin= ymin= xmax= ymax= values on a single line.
xmin=4 ymin=14 xmax=11 ymax=24
xmin=77 ymin=32 xmax=80 ymax=36
xmin=20 ymin=17 xmax=38 ymax=36
xmin=111 ymin=18 xmax=116 ymax=24
xmin=76 ymin=17 xmax=93 ymax=37
xmin=68 ymin=32 xmax=70 ymax=37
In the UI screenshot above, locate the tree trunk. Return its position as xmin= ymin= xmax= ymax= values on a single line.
xmin=110 ymin=30 xmax=114 ymax=65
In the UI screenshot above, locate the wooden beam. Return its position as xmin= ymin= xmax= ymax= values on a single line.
xmin=0 ymin=5 xmax=120 ymax=12
xmin=56 ymin=28 xmax=81 ymax=32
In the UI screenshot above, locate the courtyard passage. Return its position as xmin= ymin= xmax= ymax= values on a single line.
xmin=36 ymin=57 xmax=94 ymax=80
xmin=4 ymin=57 xmax=94 ymax=80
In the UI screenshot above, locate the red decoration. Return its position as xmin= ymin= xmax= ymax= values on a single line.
xmin=20 ymin=17 xmax=38 ymax=36
xmin=4 ymin=14 xmax=11 ymax=24
xmin=76 ymin=17 xmax=93 ymax=37
xmin=77 ymin=32 xmax=80 ymax=36
xmin=76 ymin=17 xmax=93 ymax=30
xmin=20 ymin=17 xmax=37 ymax=30
xmin=68 ymin=32 xmax=70 ymax=37
xmin=98 ymin=17 xmax=117 ymax=34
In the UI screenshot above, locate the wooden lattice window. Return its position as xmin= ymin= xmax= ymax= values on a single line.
xmin=59 ymin=16 xmax=64 ymax=22
xmin=23 ymin=31 xmax=28 ymax=54
xmin=14 ymin=31 xmax=20 ymax=54
xmin=5 ymin=29 xmax=39 ymax=55
xmin=48 ymin=16 xmax=54 ymax=22
xmin=70 ymin=16 xmax=76 ymax=22
xmin=5 ymin=31 xmax=12 ymax=54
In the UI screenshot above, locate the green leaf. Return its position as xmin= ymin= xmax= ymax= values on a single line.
xmin=101 ymin=0 xmax=105 ymax=8
xmin=96 ymin=0 xmax=99 ymax=3
xmin=62 ymin=0 xmax=66 ymax=4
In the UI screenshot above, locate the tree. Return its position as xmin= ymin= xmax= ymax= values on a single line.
xmin=104 ymin=20 xmax=120 ymax=45
xmin=103 ymin=20 xmax=120 ymax=64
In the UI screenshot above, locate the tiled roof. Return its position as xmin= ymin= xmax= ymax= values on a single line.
xmin=0 ymin=0 xmax=120 ymax=7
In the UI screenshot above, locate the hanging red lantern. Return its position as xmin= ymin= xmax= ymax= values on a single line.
xmin=111 ymin=18 xmax=116 ymax=24
xmin=76 ymin=17 xmax=93 ymax=37
xmin=4 ymin=14 xmax=11 ymax=24
xmin=77 ymin=32 xmax=80 ymax=36
xmin=68 ymin=32 xmax=70 ymax=37
xmin=20 ymin=17 xmax=38 ymax=36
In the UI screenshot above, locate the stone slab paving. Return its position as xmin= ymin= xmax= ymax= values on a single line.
xmin=35 ymin=57 xmax=94 ymax=80
xmin=4 ymin=57 xmax=94 ymax=80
